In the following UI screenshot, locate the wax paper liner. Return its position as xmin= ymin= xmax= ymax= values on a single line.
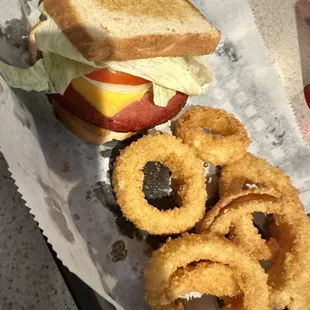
xmin=1 ymin=0 xmax=310 ymax=309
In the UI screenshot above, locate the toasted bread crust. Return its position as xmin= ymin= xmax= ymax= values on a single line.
xmin=44 ymin=0 xmax=221 ymax=62
xmin=52 ymin=101 xmax=133 ymax=144
xmin=109 ymin=33 xmax=220 ymax=61
xmin=28 ymin=21 xmax=43 ymax=65
xmin=44 ymin=0 xmax=113 ymax=61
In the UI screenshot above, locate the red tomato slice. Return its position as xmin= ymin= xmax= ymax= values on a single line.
xmin=85 ymin=68 xmax=149 ymax=85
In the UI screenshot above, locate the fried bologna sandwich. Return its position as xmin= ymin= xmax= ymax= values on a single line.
xmin=2 ymin=0 xmax=221 ymax=144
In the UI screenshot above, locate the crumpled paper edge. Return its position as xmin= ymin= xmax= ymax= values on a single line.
xmin=246 ymin=0 xmax=310 ymax=150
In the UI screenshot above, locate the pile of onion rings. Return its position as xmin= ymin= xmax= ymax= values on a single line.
xmin=112 ymin=133 xmax=207 ymax=235
xmin=174 ymin=106 xmax=251 ymax=165
xmin=111 ymin=106 xmax=310 ymax=309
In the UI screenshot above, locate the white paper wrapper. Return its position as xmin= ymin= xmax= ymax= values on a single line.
xmin=1 ymin=0 xmax=310 ymax=309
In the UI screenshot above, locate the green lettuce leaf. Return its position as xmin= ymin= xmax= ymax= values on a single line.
xmin=0 ymin=58 xmax=49 ymax=92
xmin=43 ymin=52 xmax=95 ymax=94
xmin=0 ymin=52 xmax=95 ymax=94
xmin=153 ymin=84 xmax=176 ymax=107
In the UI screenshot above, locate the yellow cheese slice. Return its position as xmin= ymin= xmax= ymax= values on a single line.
xmin=71 ymin=77 xmax=149 ymax=117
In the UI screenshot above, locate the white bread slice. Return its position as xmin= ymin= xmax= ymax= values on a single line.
xmin=44 ymin=0 xmax=221 ymax=62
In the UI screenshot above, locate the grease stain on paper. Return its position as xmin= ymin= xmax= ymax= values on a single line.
xmin=0 ymin=18 xmax=28 ymax=49
xmin=265 ymin=117 xmax=286 ymax=147
xmin=72 ymin=213 xmax=80 ymax=221
xmin=13 ymin=106 xmax=31 ymax=129
xmin=20 ymin=0 xmax=33 ymax=16
xmin=216 ymin=40 xmax=239 ymax=63
xmin=92 ymin=181 xmax=144 ymax=241
xmin=37 ymin=177 xmax=75 ymax=243
xmin=0 ymin=81 xmax=4 ymax=98
xmin=85 ymin=190 xmax=92 ymax=200
xmin=110 ymin=240 xmax=127 ymax=262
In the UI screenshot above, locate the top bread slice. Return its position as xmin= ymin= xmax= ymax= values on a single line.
xmin=44 ymin=0 xmax=221 ymax=62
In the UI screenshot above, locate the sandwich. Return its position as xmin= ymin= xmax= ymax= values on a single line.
xmin=0 ymin=0 xmax=220 ymax=144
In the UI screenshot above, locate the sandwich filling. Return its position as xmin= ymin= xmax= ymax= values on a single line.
xmin=72 ymin=69 xmax=151 ymax=117
xmin=54 ymin=69 xmax=188 ymax=132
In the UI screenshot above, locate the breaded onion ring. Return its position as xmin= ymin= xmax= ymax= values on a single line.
xmin=200 ymin=188 xmax=282 ymax=260
xmin=168 ymin=262 xmax=240 ymax=299
xmin=219 ymin=153 xmax=300 ymax=200
xmin=154 ymin=261 xmax=241 ymax=310
xmin=174 ymin=107 xmax=251 ymax=165
xmin=113 ymin=133 xmax=207 ymax=235
xmin=152 ymin=302 xmax=183 ymax=310
xmin=144 ymin=234 xmax=269 ymax=310
xmin=200 ymin=193 xmax=310 ymax=309
xmin=268 ymin=214 xmax=310 ymax=310
xmin=155 ymin=262 xmax=241 ymax=310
